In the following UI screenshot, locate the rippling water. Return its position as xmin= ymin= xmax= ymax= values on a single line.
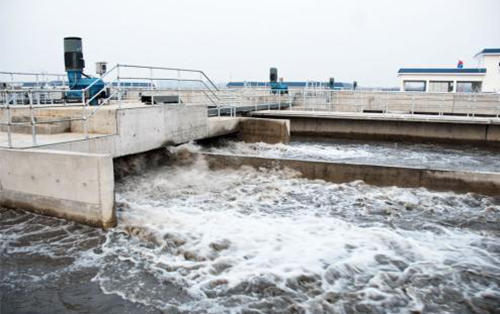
xmin=204 ymin=139 xmax=500 ymax=173
xmin=1 ymin=145 xmax=500 ymax=314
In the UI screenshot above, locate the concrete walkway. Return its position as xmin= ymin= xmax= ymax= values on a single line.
xmin=0 ymin=132 xmax=109 ymax=149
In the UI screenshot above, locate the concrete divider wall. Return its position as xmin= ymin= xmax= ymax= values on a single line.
xmin=255 ymin=115 xmax=500 ymax=145
xmin=204 ymin=153 xmax=500 ymax=196
xmin=238 ymin=117 xmax=290 ymax=144
xmin=113 ymin=104 xmax=209 ymax=156
xmin=0 ymin=149 xmax=116 ymax=228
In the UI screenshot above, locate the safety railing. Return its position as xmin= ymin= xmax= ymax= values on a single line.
xmin=0 ymin=71 xmax=68 ymax=90
xmin=293 ymin=89 xmax=500 ymax=118
xmin=114 ymin=64 xmax=219 ymax=106
xmin=0 ymin=64 xmax=223 ymax=148
xmin=210 ymin=88 xmax=297 ymax=117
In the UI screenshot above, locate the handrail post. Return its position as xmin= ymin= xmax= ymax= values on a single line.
xmin=29 ymin=90 xmax=37 ymax=146
xmin=6 ymin=102 xmax=12 ymax=148
xmin=411 ymin=94 xmax=415 ymax=115
xmin=117 ymin=65 xmax=122 ymax=108
xmin=497 ymin=94 xmax=500 ymax=119
xmin=473 ymin=93 xmax=476 ymax=118
xmin=177 ymin=70 xmax=181 ymax=96
xmin=81 ymin=88 xmax=88 ymax=139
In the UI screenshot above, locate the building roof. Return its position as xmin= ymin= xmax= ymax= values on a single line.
xmin=474 ymin=48 xmax=500 ymax=57
xmin=398 ymin=68 xmax=486 ymax=74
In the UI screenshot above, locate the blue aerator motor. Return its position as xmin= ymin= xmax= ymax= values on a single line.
xmin=64 ymin=37 xmax=105 ymax=105
xmin=270 ymin=67 xmax=288 ymax=94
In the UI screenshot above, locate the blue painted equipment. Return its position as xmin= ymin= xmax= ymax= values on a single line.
xmin=270 ymin=67 xmax=288 ymax=94
xmin=64 ymin=37 xmax=106 ymax=105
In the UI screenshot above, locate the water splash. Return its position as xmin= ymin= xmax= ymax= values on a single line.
xmin=100 ymin=145 xmax=500 ymax=313
xmin=2 ymin=143 xmax=500 ymax=313
xmin=204 ymin=139 xmax=500 ymax=173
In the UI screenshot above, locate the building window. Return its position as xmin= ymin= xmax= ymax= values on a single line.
xmin=456 ymin=81 xmax=482 ymax=93
xmin=429 ymin=81 xmax=453 ymax=93
xmin=404 ymin=81 xmax=426 ymax=92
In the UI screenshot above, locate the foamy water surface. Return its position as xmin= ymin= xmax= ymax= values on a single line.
xmin=1 ymin=146 xmax=500 ymax=314
xmin=205 ymin=139 xmax=500 ymax=173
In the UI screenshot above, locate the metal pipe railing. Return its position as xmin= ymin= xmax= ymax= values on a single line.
xmin=117 ymin=64 xmax=219 ymax=91
xmin=3 ymin=69 xmax=499 ymax=148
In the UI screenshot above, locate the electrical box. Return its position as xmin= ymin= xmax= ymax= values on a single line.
xmin=96 ymin=62 xmax=107 ymax=75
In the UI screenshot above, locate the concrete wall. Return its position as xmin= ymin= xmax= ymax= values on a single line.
xmin=252 ymin=113 xmax=500 ymax=146
xmin=289 ymin=117 xmax=500 ymax=144
xmin=238 ymin=117 xmax=290 ymax=144
xmin=113 ymin=104 xmax=207 ymax=155
xmin=207 ymin=117 xmax=240 ymax=138
xmin=204 ymin=153 xmax=500 ymax=196
xmin=40 ymin=104 xmax=209 ymax=157
xmin=0 ymin=149 xmax=115 ymax=228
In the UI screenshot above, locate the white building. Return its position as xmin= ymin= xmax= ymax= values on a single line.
xmin=398 ymin=48 xmax=500 ymax=93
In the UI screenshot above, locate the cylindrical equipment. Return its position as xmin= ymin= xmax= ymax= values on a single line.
xmin=270 ymin=68 xmax=278 ymax=83
xmin=329 ymin=77 xmax=335 ymax=89
xmin=64 ymin=37 xmax=85 ymax=71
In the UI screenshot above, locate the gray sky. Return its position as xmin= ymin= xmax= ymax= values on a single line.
xmin=1 ymin=0 xmax=499 ymax=87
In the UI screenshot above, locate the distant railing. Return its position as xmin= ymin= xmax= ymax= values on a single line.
xmin=0 ymin=71 xmax=68 ymax=89
xmin=293 ymin=89 xmax=500 ymax=118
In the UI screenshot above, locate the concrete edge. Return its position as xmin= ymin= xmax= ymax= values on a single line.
xmin=0 ymin=148 xmax=116 ymax=229
xmin=202 ymin=153 xmax=500 ymax=196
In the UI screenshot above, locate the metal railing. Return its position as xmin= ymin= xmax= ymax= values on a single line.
xmin=0 ymin=71 xmax=68 ymax=89
xmin=0 ymin=64 xmax=223 ymax=148
xmin=293 ymin=89 xmax=500 ymax=118
xmin=4 ymin=67 xmax=498 ymax=149
xmin=211 ymin=88 xmax=297 ymax=117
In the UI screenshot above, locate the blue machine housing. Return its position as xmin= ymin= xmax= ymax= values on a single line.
xmin=270 ymin=81 xmax=289 ymax=94
xmin=65 ymin=70 xmax=105 ymax=105
xmin=63 ymin=37 xmax=106 ymax=105
xmin=269 ymin=67 xmax=288 ymax=94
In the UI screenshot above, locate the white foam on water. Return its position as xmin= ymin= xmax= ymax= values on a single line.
xmin=206 ymin=141 xmax=375 ymax=161
xmin=2 ymin=143 xmax=499 ymax=313
xmin=205 ymin=140 xmax=500 ymax=173
xmin=92 ymin=148 xmax=500 ymax=313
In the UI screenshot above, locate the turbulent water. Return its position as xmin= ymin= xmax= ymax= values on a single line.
xmin=204 ymin=139 xmax=500 ymax=173
xmin=2 ymin=144 xmax=500 ymax=314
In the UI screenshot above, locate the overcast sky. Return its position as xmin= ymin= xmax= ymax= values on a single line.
xmin=1 ymin=0 xmax=499 ymax=87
